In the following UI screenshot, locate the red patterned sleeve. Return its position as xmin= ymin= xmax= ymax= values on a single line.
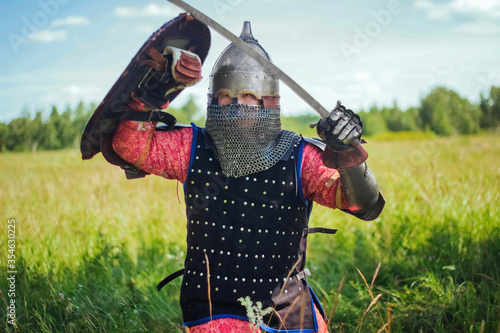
xmin=112 ymin=121 xmax=192 ymax=182
xmin=301 ymin=143 xmax=345 ymax=209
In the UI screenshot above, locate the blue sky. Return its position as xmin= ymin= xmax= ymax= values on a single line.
xmin=1 ymin=0 xmax=500 ymax=122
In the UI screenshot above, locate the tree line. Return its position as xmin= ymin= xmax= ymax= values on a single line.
xmin=0 ymin=86 xmax=499 ymax=153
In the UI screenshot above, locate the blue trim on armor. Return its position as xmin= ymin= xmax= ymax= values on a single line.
xmin=184 ymin=123 xmax=199 ymax=190
xmin=309 ymin=285 xmax=328 ymax=325
xmin=296 ymin=138 xmax=308 ymax=205
xmin=184 ymin=314 xmax=250 ymax=328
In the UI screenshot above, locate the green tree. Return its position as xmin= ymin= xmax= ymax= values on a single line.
xmin=419 ymin=86 xmax=480 ymax=135
xmin=0 ymin=122 xmax=8 ymax=152
xmin=359 ymin=106 xmax=388 ymax=136
xmin=479 ymin=86 xmax=500 ymax=131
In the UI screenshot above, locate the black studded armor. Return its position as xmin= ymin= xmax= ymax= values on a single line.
xmin=180 ymin=125 xmax=325 ymax=331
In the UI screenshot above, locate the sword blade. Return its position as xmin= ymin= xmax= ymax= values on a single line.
xmin=167 ymin=0 xmax=330 ymax=118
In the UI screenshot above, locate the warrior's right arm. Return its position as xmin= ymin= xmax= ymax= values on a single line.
xmin=112 ymin=120 xmax=193 ymax=182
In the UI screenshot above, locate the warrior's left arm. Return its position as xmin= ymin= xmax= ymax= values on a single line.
xmin=305 ymin=102 xmax=385 ymax=221
xmin=301 ymin=143 xmax=384 ymax=220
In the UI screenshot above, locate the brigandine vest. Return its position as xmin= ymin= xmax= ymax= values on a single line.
xmin=181 ymin=125 xmax=325 ymax=332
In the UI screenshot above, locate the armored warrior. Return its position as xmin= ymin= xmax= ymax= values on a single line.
xmin=86 ymin=15 xmax=384 ymax=333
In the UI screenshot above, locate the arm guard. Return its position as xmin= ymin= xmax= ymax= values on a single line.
xmin=339 ymin=163 xmax=385 ymax=221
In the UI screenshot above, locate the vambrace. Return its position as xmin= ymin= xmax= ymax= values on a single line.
xmin=339 ymin=163 xmax=385 ymax=221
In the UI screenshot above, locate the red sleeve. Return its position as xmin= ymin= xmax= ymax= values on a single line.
xmin=300 ymin=142 xmax=345 ymax=209
xmin=112 ymin=121 xmax=192 ymax=182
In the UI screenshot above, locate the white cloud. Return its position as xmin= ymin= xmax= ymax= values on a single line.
xmin=29 ymin=29 xmax=67 ymax=43
xmin=51 ymin=16 xmax=90 ymax=27
xmin=456 ymin=21 xmax=500 ymax=34
xmin=114 ymin=3 xmax=176 ymax=18
xmin=414 ymin=0 xmax=500 ymax=20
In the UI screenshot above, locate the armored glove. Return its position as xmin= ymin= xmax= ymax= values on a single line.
xmin=316 ymin=101 xmax=363 ymax=150
xmin=314 ymin=101 xmax=368 ymax=169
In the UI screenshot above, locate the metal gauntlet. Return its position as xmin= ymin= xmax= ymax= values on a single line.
xmin=339 ymin=163 xmax=385 ymax=221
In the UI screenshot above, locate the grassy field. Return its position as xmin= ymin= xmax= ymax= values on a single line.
xmin=1 ymin=134 xmax=499 ymax=332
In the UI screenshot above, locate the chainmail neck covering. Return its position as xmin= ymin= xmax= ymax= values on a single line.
xmin=206 ymin=104 xmax=298 ymax=178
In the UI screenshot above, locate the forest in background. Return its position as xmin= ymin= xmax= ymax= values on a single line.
xmin=1 ymin=85 xmax=499 ymax=153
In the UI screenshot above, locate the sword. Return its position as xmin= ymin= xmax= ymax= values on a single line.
xmin=167 ymin=0 xmax=360 ymax=147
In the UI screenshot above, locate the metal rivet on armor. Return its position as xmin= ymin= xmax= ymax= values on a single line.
xmin=223 ymin=211 xmax=227 ymax=215
xmin=260 ymin=216 xmax=264 ymax=219
xmin=196 ymin=156 xmax=199 ymax=159
xmin=239 ymin=239 xmax=243 ymax=243
xmin=209 ymin=158 xmax=213 ymax=161
xmin=215 ymin=287 xmax=219 ymax=291
xmin=255 ymin=266 xmax=258 ymax=270
xmin=244 ymin=201 xmax=248 ymax=205
xmin=207 ymin=171 xmax=211 ymax=175
xmin=221 ymin=237 xmax=225 ymax=241
xmin=197 ymin=285 xmax=201 ymax=288
xmin=265 ymin=179 xmax=269 ymax=183
xmin=253 ymin=279 xmax=257 ymax=283
xmin=263 ymin=191 xmax=267 ymax=195
xmin=191 ymin=169 xmax=194 ymax=173
xmin=281 ymin=193 xmax=285 ymax=197
xmin=245 ymin=176 xmax=250 ymax=180
xmin=244 ymin=189 xmax=248 ymax=192
xmin=252 ymin=291 xmax=256 ymax=294
xmin=242 ymin=213 xmax=245 ymax=217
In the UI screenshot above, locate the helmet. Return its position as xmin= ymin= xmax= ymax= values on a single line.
xmin=205 ymin=21 xmax=297 ymax=178
xmin=208 ymin=21 xmax=279 ymax=106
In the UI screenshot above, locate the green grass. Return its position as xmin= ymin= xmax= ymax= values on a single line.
xmin=1 ymin=135 xmax=499 ymax=332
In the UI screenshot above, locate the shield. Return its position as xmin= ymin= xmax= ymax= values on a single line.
xmin=80 ymin=13 xmax=210 ymax=178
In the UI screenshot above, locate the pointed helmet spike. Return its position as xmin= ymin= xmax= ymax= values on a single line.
xmin=239 ymin=21 xmax=257 ymax=42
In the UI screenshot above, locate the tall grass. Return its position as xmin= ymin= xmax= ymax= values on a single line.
xmin=1 ymin=135 xmax=499 ymax=332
